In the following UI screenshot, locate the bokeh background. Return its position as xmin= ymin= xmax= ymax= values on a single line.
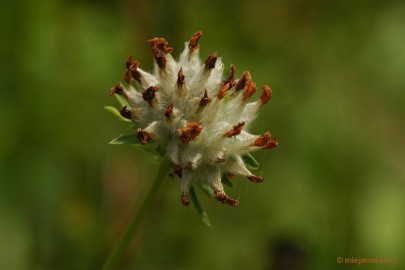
xmin=1 ymin=0 xmax=404 ymax=269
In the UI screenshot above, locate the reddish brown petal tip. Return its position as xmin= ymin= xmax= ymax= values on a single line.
xmin=142 ymin=86 xmax=159 ymax=106
xmin=200 ymin=89 xmax=211 ymax=107
xmin=260 ymin=85 xmax=272 ymax=105
xmin=124 ymin=71 xmax=132 ymax=83
xmin=125 ymin=56 xmax=135 ymax=70
xmin=181 ymin=193 xmax=190 ymax=206
xmin=137 ymin=128 xmax=152 ymax=145
xmin=247 ymin=175 xmax=264 ymax=183
xmin=177 ymin=68 xmax=185 ymax=87
xmin=152 ymin=48 xmax=167 ymax=69
xmin=147 ymin=37 xmax=173 ymax=54
xmin=217 ymin=82 xmax=231 ymax=100
xmin=223 ymin=65 xmax=236 ymax=88
xmin=110 ymin=84 xmax=124 ymax=96
xmin=214 ymin=190 xmax=239 ymax=206
xmin=125 ymin=57 xmax=141 ymax=82
xmin=263 ymin=136 xmax=278 ymax=149
xmin=188 ymin=31 xmax=203 ymax=52
xmin=204 ymin=52 xmax=217 ymax=71
xmin=119 ymin=106 xmax=132 ymax=119
xmin=254 ymin=132 xmax=271 ymax=147
xmin=234 ymin=71 xmax=251 ymax=92
xmin=177 ymin=122 xmax=202 ymax=144
xmin=172 ymin=163 xmax=183 ymax=178
xmin=147 ymin=37 xmax=173 ymax=70
xmin=243 ymin=81 xmax=257 ymax=101
xmin=224 ymin=122 xmax=245 ymax=137
xmin=165 ymin=102 xmax=174 ymax=119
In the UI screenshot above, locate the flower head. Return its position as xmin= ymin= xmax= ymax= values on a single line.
xmin=109 ymin=31 xmax=277 ymax=206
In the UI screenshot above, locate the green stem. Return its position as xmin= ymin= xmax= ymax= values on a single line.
xmin=102 ymin=156 xmax=171 ymax=270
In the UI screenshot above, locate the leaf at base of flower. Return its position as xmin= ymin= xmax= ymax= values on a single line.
xmin=104 ymin=106 xmax=132 ymax=123
xmin=190 ymin=185 xmax=212 ymax=227
xmin=115 ymin=94 xmax=129 ymax=107
xmin=148 ymin=154 xmax=160 ymax=166
xmin=197 ymin=182 xmax=215 ymax=198
xmin=242 ymin=153 xmax=260 ymax=170
xmin=221 ymin=174 xmax=233 ymax=187
xmin=109 ymin=134 xmax=138 ymax=145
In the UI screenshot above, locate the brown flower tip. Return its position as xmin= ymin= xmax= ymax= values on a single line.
xmin=165 ymin=102 xmax=174 ymax=119
xmin=151 ymin=48 xmax=167 ymax=69
xmin=224 ymin=122 xmax=245 ymax=137
xmin=247 ymin=175 xmax=264 ymax=183
xmin=125 ymin=56 xmax=141 ymax=82
xmin=172 ymin=163 xmax=183 ymax=178
xmin=188 ymin=31 xmax=203 ymax=52
xmin=216 ymin=82 xmax=230 ymax=100
xmin=137 ymin=128 xmax=152 ymax=145
xmin=214 ymin=190 xmax=239 ymax=206
xmin=142 ymin=85 xmax=159 ymax=106
xmin=200 ymin=89 xmax=211 ymax=107
xmin=216 ymin=66 xmax=235 ymax=100
xmin=255 ymin=132 xmax=277 ymax=149
xmin=177 ymin=122 xmax=202 ymax=144
xmin=223 ymin=65 xmax=236 ymax=87
xmin=260 ymin=85 xmax=272 ymax=105
xmin=181 ymin=193 xmax=190 ymax=206
xmin=204 ymin=52 xmax=217 ymax=71
xmin=177 ymin=68 xmax=185 ymax=87
xmin=123 ymin=71 xmax=132 ymax=83
xmin=130 ymin=69 xmax=141 ymax=82
xmin=263 ymin=136 xmax=278 ymax=149
xmin=147 ymin=37 xmax=173 ymax=70
xmin=110 ymin=84 xmax=124 ymax=96
xmin=254 ymin=132 xmax=271 ymax=147
xmin=119 ymin=106 xmax=132 ymax=119
xmin=125 ymin=56 xmax=135 ymax=69
xmin=243 ymin=81 xmax=257 ymax=101
xmin=147 ymin=37 xmax=173 ymax=54
xmin=234 ymin=71 xmax=251 ymax=92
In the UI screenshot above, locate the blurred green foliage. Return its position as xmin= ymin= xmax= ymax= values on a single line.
xmin=1 ymin=0 xmax=404 ymax=269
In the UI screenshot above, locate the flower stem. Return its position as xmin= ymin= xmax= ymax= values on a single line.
xmin=102 ymin=156 xmax=171 ymax=270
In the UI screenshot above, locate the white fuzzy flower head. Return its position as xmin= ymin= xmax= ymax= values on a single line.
xmin=109 ymin=31 xmax=278 ymax=206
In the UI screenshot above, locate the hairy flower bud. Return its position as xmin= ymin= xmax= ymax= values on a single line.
xmin=108 ymin=31 xmax=277 ymax=206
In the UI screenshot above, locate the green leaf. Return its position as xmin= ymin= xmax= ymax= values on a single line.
xmin=114 ymin=94 xmax=129 ymax=107
xmin=109 ymin=133 xmax=158 ymax=151
xmin=197 ymin=182 xmax=214 ymax=198
xmin=109 ymin=134 xmax=161 ymax=165
xmin=242 ymin=153 xmax=260 ymax=170
xmin=221 ymin=174 xmax=233 ymax=187
xmin=109 ymin=134 xmax=138 ymax=145
xmin=148 ymin=154 xmax=160 ymax=166
xmin=190 ymin=186 xmax=212 ymax=227
xmin=104 ymin=106 xmax=132 ymax=123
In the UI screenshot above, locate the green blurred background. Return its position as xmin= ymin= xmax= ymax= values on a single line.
xmin=1 ymin=0 xmax=404 ymax=269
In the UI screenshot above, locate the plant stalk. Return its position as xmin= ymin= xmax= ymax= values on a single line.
xmin=102 ymin=156 xmax=171 ymax=270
